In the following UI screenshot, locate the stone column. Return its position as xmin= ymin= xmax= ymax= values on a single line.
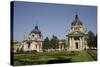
xmin=72 ymin=37 xmax=74 ymax=49
xmin=69 ymin=37 xmax=72 ymax=49
xmin=39 ymin=44 xmax=40 ymax=51
xmin=37 ymin=44 xmax=39 ymax=52
xmin=80 ymin=37 xmax=82 ymax=49
xmin=82 ymin=37 xmax=84 ymax=49
xmin=40 ymin=42 xmax=42 ymax=52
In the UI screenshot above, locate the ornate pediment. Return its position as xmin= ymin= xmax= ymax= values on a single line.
xmin=69 ymin=31 xmax=85 ymax=35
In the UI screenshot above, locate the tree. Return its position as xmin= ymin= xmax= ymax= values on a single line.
xmin=87 ymin=31 xmax=95 ymax=49
xmin=93 ymin=34 xmax=97 ymax=48
xmin=42 ymin=37 xmax=50 ymax=51
xmin=50 ymin=35 xmax=59 ymax=49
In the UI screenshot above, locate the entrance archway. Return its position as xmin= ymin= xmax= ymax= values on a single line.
xmin=75 ymin=42 xmax=78 ymax=49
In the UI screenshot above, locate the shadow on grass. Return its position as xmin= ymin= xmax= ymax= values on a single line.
xmin=14 ymin=58 xmax=72 ymax=66
xmin=47 ymin=58 xmax=72 ymax=64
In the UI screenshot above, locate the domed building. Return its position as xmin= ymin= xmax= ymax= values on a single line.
xmin=65 ymin=13 xmax=88 ymax=51
xmin=23 ymin=25 xmax=43 ymax=52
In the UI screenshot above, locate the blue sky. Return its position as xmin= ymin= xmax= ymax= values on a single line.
xmin=13 ymin=1 xmax=97 ymax=41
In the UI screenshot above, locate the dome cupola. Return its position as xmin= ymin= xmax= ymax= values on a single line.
xmin=31 ymin=25 xmax=41 ymax=34
xmin=71 ymin=13 xmax=82 ymax=26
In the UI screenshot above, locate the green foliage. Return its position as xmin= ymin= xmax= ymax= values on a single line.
xmin=94 ymin=34 xmax=97 ymax=48
xmin=42 ymin=35 xmax=59 ymax=51
xmin=42 ymin=37 xmax=50 ymax=51
xmin=87 ymin=31 xmax=97 ymax=48
xmin=50 ymin=35 xmax=59 ymax=49
xmin=86 ymin=49 xmax=97 ymax=60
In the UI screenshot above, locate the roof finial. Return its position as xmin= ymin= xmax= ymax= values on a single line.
xmin=35 ymin=24 xmax=38 ymax=29
xmin=75 ymin=12 xmax=78 ymax=20
xmin=33 ymin=19 xmax=37 ymax=28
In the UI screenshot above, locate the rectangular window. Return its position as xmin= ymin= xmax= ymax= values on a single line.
xmin=74 ymin=37 xmax=79 ymax=40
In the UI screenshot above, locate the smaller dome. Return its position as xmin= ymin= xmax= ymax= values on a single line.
xmin=71 ymin=14 xmax=82 ymax=26
xmin=71 ymin=20 xmax=82 ymax=26
xmin=31 ymin=25 xmax=41 ymax=34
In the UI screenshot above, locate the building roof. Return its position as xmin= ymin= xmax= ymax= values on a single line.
xmin=30 ymin=25 xmax=41 ymax=34
xmin=71 ymin=14 xmax=82 ymax=26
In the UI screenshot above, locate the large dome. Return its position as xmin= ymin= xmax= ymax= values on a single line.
xmin=31 ymin=25 xmax=41 ymax=34
xmin=71 ymin=14 xmax=82 ymax=26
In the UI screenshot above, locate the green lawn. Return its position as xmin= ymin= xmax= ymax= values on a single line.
xmin=13 ymin=50 xmax=97 ymax=66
